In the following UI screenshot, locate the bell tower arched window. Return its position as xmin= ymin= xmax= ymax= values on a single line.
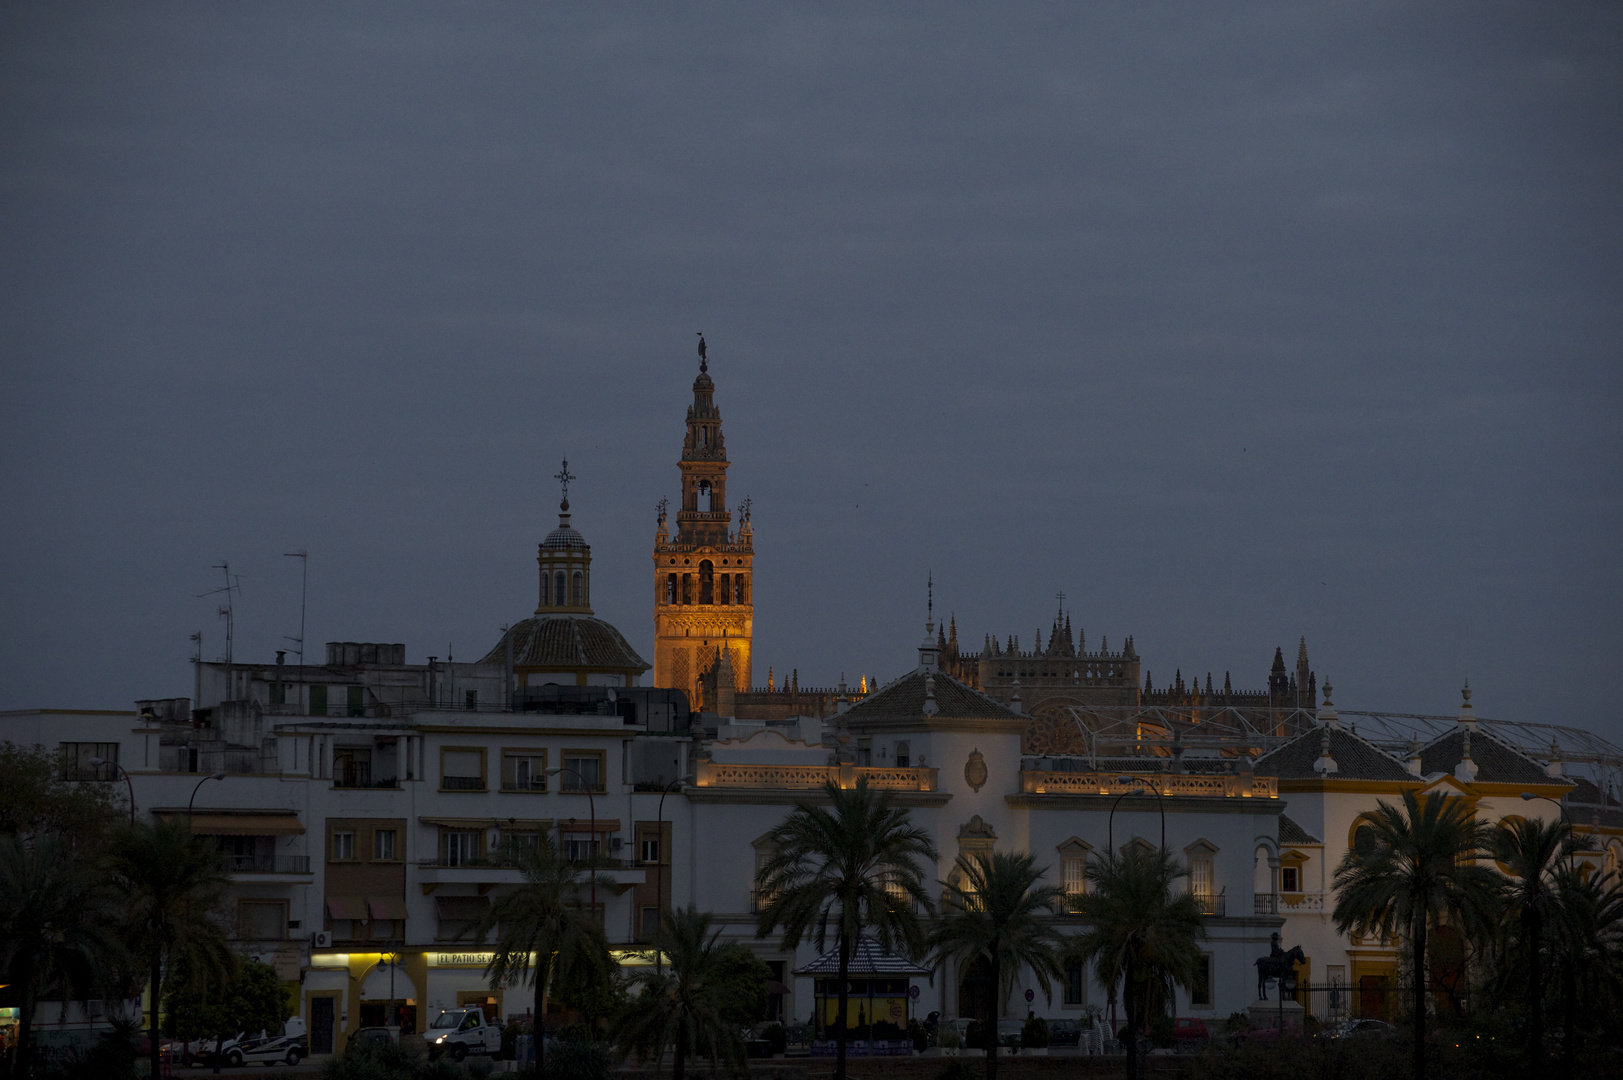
xmin=665 ymin=574 xmax=677 ymax=605
xmin=571 ymin=570 xmax=584 ymax=607
xmin=554 ymin=571 xmax=566 ymax=607
xmin=699 ymin=560 xmax=714 ymax=605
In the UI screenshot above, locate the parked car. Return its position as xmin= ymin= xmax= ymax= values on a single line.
xmin=351 ymin=1026 xmax=401 ymax=1048
xmin=996 ymin=1019 xmax=1024 ymax=1049
xmin=206 ymin=1018 xmax=309 ymax=1067
xmin=1047 ymin=1019 xmax=1082 ymax=1047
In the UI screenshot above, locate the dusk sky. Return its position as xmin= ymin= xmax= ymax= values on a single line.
xmin=2 ymin=5 xmax=1618 ymax=736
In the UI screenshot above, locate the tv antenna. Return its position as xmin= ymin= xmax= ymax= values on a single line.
xmin=283 ymin=551 xmax=308 ymax=671
xmin=196 ymin=562 xmax=242 ymax=663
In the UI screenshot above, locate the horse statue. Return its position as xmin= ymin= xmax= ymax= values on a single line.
xmin=1255 ymin=932 xmax=1306 ymax=1000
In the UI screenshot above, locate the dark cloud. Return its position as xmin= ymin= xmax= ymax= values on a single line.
xmin=1 ymin=2 xmax=1618 ymax=730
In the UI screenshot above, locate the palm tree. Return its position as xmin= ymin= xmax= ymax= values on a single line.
xmin=0 ymin=835 xmax=125 ymax=1079
xmin=615 ymin=907 xmax=766 ymax=1080
xmin=1331 ymin=790 xmax=1500 ymax=1080
xmin=754 ymin=779 xmax=937 ymax=1080
xmin=930 ymin=850 xmax=1065 ymax=1080
xmin=107 ymin=818 xmax=235 ymax=1080
xmin=1494 ymin=816 xmax=1569 ymax=1067
xmin=1066 ymin=846 xmax=1205 ymax=1080
xmin=471 ymin=834 xmax=611 ymax=1076
xmin=1548 ymin=860 xmax=1623 ymax=1080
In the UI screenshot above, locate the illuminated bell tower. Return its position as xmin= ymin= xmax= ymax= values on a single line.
xmin=652 ymin=341 xmax=753 ymax=709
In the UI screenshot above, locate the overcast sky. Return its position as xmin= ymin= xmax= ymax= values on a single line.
xmin=2 ymin=4 xmax=1618 ymax=736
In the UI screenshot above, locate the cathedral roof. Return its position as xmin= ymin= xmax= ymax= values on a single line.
xmin=480 ymin=615 xmax=649 ymax=673
xmin=1254 ymin=725 xmax=1412 ymax=782
xmin=1418 ymin=727 xmax=1562 ymax=787
xmin=842 ymin=667 xmax=1022 ymax=723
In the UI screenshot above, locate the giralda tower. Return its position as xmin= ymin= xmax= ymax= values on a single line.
xmin=652 ymin=342 xmax=753 ymax=709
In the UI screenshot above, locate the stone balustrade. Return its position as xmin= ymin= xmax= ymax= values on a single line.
xmin=694 ymin=761 xmax=938 ymax=791
xmin=1019 ymin=769 xmax=1278 ymax=799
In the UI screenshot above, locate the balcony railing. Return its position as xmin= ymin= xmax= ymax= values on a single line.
xmin=1280 ymin=891 xmax=1325 ymax=912
xmin=1019 ymin=769 xmax=1278 ymax=800
xmin=334 ymin=775 xmax=399 ymax=789
xmin=1193 ymin=893 xmax=1226 ymax=917
xmin=1255 ymin=893 xmax=1279 ymax=915
xmin=695 ymin=761 xmax=938 ymax=792
xmin=440 ymin=776 xmax=486 ymax=791
xmin=223 ymin=855 xmax=312 ymax=874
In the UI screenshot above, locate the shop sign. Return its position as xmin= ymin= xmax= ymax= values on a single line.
xmin=430 ymin=952 xmax=497 ymax=967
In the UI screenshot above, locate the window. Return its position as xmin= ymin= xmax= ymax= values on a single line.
xmin=1191 ymin=955 xmax=1213 ymax=1007
xmin=895 ymin=741 xmax=910 ymax=767
xmin=1280 ymin=865 xmax=1300 ymax=893
xmin=218 ymin=835 xmax=273 ymax=872
xmin=371 ymin=919 xmax=397 ymax=941
xmin=501 ymin=831 xmax=541 ymax=858
xmin=561 ymin=752 xmax=604 ymax=792
xmin=641 ymin=907 xmax=660 ymax=940
xmin=57 ymin=742 xmax=119 ymax=782
xmin=238 ymin=900 xmax=287 ymax=941
xmin=1190 ymin=858 xmax=1213 ymax=901
xmin=440 ymin=747 xmax=486 ymax=791
xmin=554 ymin=571 xmax=566 ymax=607
xmin=571 ymin=571 xmax=584 ymax=606
xmin=698 ymin=560 xmax=714 ymax=604
xmin=665 ymin=574 xmax=678 ymax=604
xmin=736 ymin=575 xmax=748 ymax=604
xmin=465 ymin=690 xmax=479 ymax=710
xmin=640 ymin=837 xmax=661 ymax=864
xmin=331 ymin=831 xmax=355 ymax=862
xmin=1063 ymin=857 xmax=1086 ymax=904
xmin=502 ymin=750 xmax=547 ymax=792
xmin=309 ymin=684 xmax=328 ymax=716
xmin=334 ymin=748 xmax=372 ymax=788
xmin=440 ymin=830 xmax=480 ymax=867
xmin=1063 ymin=961 xmax=1085 ymax=1006
xmin=719 ymin=573 xmax=730 ymax=605
xmin=563 ymin=836 xmax=599 ymax=862
xmin=374 ymin=829 xmax=397 ymax=861
xmin=347 ymin=685 xmax=365 ymax=717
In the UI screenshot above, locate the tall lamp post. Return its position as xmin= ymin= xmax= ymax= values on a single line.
xmin=1521 ymin=792 xmax=1577 ymax=870
xmin=652 ymin=778 xmax=682 ymax=972
xmin=188 ymin=771 xmax=228 ymax=816
xmin=1106 ymin=776 xmax=1167 ymax=854
xmin=549 ymin=767 xmax=597 ymax=916
xmin=89 ymin=757 xmax=136 ymax=824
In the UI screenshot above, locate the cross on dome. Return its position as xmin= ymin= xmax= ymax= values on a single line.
xmin=554 ymin=459 xmax=577 ymax=510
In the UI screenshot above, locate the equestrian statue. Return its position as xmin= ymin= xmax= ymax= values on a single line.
xmin=1255 ymin=931 xmax=1306 ymax=1001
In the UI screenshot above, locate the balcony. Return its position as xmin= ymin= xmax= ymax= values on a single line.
xmin=695 ymin=761 xmax=938 ymax=792
xmin=1019 ymin=770 xmax=1278 ymax=800
xmin=440 ymin=776 xmax=486 ymax=792
xmin=1193 ymin=893 xmax=1226 ymax=917
xmin=224 ymin=854 xmax=314 ymax=884
xmin=1280 ymin=891 xmax=1325 ymax=913
xmin=1255 ymin=893 xmax=1279 ymax=915
xmin=416 ymin=858 xmax=644 ymax=888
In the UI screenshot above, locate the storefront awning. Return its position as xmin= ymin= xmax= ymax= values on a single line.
xmin=557 ymin=818 xmax=621 ymax=833
xmin=435 ymin=896 xmax=491 ymax=921
xmin=369 ymin=897 xmax=408 ymax=921
xmin=154 ymin=810 xmax=305 ymax=835
xmin=327 ymin=897 xmax=367 ymax=921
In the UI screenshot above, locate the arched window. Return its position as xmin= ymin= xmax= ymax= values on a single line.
xmin=718 ymin=573 xmax=730 ymax=605
xmin=681 ymin=574 xmax=692 ymax=605
xmin=554 ymin=571 xmax=566 ymax=607
xmin=736 ymin=575 xmax=749 ymax=605
xmin=665 ymin=574 xmax=678 ymax=605
xmin=895 ymin=741 xmax=910 ymax=767
xmin=698 ymin=480 xmax=711 ymax=509
xmin=571 ymin=571 xmax=584 ymax=606
xmin=699 ymin=560 xmax=714 ymax=605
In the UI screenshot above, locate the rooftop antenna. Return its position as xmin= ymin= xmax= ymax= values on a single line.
xmin=190 ymin=631 xmax=203 ymax=710
xmin=282 ymin=550 xmax=308 ymax=673
xmin=927 ymin=571 xmax=934 ymax=628
xmin=196 ymin=562 xmax=242 ymax=663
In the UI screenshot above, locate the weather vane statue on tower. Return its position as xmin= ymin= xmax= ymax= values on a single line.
xmin=696 ymin=331 xmax=707 ymax=372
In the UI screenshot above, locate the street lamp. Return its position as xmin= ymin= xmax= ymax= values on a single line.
xmin=188 ymin=771 xmax=229 ymax=815
xmin=1110 ymin=775 xmax=1167 ymax=851
xmin=651 ymin=778 xmax=682 ymax=972
xmin=549 ymin=767 xmax=597 ymax=916
xmin=1521 ymin=792 xmax=1576 ymax=870
xmin=88 ymin=757 xmax=136 ymax=824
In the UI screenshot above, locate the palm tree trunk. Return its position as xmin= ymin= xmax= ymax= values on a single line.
xmin=985 ymin=941 xmax=1000 ymax=1080
xmin=834 ymin=935 xmax=852 ymax=1080
xmin=1560 ymin=961 xmax=1575 ymax=1080
xmin=672 ymin=1019 xmax=687 ymax=1080
xmin=1527 ymin=907 xmax=1543 ymax=1068
xmin=1123 ymin=952 xmax=1138 ymax=1080
xmin=1412 ymin=915 xmax=1427 ymax=1080
xmin=535 ymin=957 xmax=550 ymax=1077
xmin=151 ymin=951 xmax=164 ymax=1080
xmin=15 ymin=962 xmax=36 ymax=1080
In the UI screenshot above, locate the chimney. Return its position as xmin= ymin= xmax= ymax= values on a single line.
xmin=1546 ymin=740 xmax=1564 ymax=779
xmin=1408 ymin=739 xmax=1424 ymax=777
xmin=1457 ymin=680 xmax=1477 ymax=731
xmin=1454 ymin=728 xmax=1479 ymax=785
xmin=1313 ymin=728 xmax=1339 ymax=775
xmin=1319 ymin=681 xmax=1338 ymax=730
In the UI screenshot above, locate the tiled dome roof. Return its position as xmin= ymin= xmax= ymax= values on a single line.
xmin=480 ymin=615 xmax=648 ymax=673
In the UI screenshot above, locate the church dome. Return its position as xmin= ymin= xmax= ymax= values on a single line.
xmin=543 ymin=519 xmax=587 ymax=550
xmin=480 ymin=614 xmax=649 ymax=674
